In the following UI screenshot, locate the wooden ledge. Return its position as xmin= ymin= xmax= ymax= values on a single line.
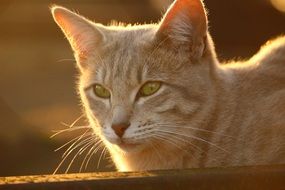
xmin=1 ymin=165 xmax=285 ymax=190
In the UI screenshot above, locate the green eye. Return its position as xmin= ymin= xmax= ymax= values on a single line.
xmin=93 ymin=84 xmax=111 ymax=99
xmin=139 ymin=81 xmax=161 ymax=97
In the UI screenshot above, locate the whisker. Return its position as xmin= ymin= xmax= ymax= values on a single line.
xmin=54 ymin=134 xmax=83 ymax=152
xmin=157 ymin=131 xmax=204 ymax=153
xmin=156 ymin=128 xmax=230 ymax=154
xmin=67 ymin=114 xmax=86 ymax=128
xmin=64 ymin=140 xmax=95 ymax=174
xmin=153 ymin=134 xmax=192 ymax=157
xmin=62 ymin=134 xmax=93 ymax=158
xmin=156 ymin=123 xmax=236 ymax=139
xmin=60 ymin=122 xmax=90 ymax=128
xmin=53 ymin=131 xmax=91 ymax=174
xmin=50 ymin=126 xmax=91 ymax=138
xmin=84 ymin=141 xmax=104 ymax=171
xmin=103 ymin=147 xmax=108 ymax=159
xmin=151 ymin=141 xmax=164 ymax=162
xmin=79 ymin=139 xmax=103 ymax=172
xmin=154 ymin=133 xmax=224 ymax=166
xmin=97 ymin=147 xmax=107 ymax=169
xmin=155 ymin=131 xmax=224 ymax=164
xmin=51 ymin=114 xmax=93 ymax=174
xmin=79 ymin=140 xmax=96 ymax=155
xmin=56 ymin=58 xmax=76 ymax=63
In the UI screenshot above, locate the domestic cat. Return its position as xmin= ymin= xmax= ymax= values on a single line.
xmin=51 ymin=0 xmax=285 ymax=172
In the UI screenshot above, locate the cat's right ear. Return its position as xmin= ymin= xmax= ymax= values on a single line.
xmin=51 ymin=5 xmax=104 ymax=71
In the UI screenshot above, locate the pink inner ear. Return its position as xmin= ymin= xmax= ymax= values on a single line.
xmin=52 ymin=7 xmax=98 ymax=61
xmin=160 ymin=0 xmax=207 ymax=36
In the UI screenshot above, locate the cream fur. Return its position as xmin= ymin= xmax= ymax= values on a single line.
xmin=51 ymin=0 xmax=285 ymax=171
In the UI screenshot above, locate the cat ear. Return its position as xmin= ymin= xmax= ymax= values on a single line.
xmin=51 ymin=6 xmax=104 ymax=70
xmin=157 ymin=0 xmax=207 ymax=55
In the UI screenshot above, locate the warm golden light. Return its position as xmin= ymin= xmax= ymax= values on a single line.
xmin=271 ymin=0 xmax=285 ymax=13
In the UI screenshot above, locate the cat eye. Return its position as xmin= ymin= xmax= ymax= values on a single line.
xmin=93 ymin=84 xmax=111 ymax=99
xmin=139 ymin=81 xmax=161 ymax=97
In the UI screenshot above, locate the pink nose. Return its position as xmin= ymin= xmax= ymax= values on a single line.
xmin=111 ymin=123 xmax=130 ymax=138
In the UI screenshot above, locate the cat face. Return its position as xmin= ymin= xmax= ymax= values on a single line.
xmin=52 ymin=0 xmax=216 ymax=154
xmin=79 ymin=30 xmax=206 ymax=153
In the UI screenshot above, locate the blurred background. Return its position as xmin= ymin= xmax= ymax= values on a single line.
xmin=0 ymin=0 xmax=285 ymax=177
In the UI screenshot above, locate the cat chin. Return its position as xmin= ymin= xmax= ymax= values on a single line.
xmin=109 ymin=141 xmax=146 ymax=155
xmin=116 ymin=143 xmax=143 ymax=154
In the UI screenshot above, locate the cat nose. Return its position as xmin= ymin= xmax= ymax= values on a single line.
xmin=111 ymin=123 xmax=130 ymax=138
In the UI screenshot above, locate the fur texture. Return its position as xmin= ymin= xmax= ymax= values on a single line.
xmin=51 ymin=0 xmax=285 ymax=171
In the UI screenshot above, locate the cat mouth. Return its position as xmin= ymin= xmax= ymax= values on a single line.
xmin=107 ymin=137 xmax=143 ymax=153
xmin=118 ymin=142 xmax=138 ymax=148
xmin=116 ymin=140 xmax=141 ymax=152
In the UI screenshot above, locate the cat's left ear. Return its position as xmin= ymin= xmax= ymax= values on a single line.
xmin=51 ymin=6 xmax=104 ymax=71
xmin=157 ymin=0 xmax=207 ymax=57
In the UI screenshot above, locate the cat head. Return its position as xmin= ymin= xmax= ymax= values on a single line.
xmin=51 ymin=0 xmax=217 ymax=155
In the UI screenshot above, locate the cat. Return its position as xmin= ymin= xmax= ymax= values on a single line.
xmin=51 ymin=0 xmax=285 ymax=172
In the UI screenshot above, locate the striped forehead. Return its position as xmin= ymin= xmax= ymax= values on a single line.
xmin=96 ymin=42 xmax=145 ymax=92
